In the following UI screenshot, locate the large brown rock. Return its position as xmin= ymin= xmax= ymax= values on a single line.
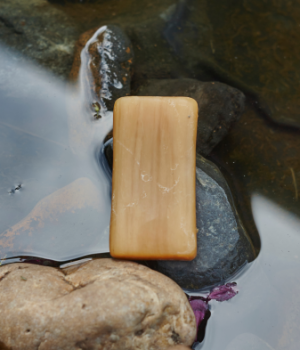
xmin=0 ymin=259 xmax=196 ymax=350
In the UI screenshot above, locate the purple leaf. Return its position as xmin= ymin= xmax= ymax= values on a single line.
xmin=189 ymin=297 xmax=208 ymax=341
xmin=188 ymin=283 xmax=238 ymax=344
xmin=209 ymin=282 xmax=238 ymax=301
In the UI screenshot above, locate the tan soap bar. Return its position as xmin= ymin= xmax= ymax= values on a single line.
xmin=110 ymin=96 xmax=198 ymax=260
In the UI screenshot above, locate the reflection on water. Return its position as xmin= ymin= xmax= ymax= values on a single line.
xmin=0 ymin=45 xmax=112 ymax=261
xmin=196 ymin=196 xmax=300 ymax=350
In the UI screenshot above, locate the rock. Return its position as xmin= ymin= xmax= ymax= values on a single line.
xmin=0 ymin=258 xmax=196 ymax=350
xmin=135 ymin=79 xmax=245 ymax=156
xmin=69 ymin=24 xmax=133 ymax=117
xmin=162 ymin=0 xmax=214 ymax=79
xmin=167 ymin=346 xmax=192 ymax=350
xmin=2 ymin=0 xmax=299 ymax=127
xmin=48 ymin=0 xmax=98 ymax=3
xmin=103 ymin=145 xmax=255 ymax=290
xmin=0 ymin=0 xmax=79 ymax=78
xmin=163 ymin=0 xmax=300 ymax=128
xmin=151 ymin=155 xmax=255 ymax=289
xmin=0 ymin=0 xmax=186 ymax=84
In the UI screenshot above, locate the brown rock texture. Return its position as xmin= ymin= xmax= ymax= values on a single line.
xmin=0 ymin=258 xmax=196 ymax=350
xmin=69 ymin=24 xmax=133 ymax=117
xmin=167 ymin=346 xmax=191 ymax=350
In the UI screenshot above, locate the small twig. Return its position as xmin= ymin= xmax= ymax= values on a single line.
xmin=290 ymin=167 xmax=298 ymax=201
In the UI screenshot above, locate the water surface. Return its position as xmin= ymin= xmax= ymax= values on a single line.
xmin=196 ymin=196 xmax=300 ymax=350
xmin=0 ymin=46 xmax=112 ymax=261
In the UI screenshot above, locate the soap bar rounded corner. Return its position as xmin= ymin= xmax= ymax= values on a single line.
xmin=108 ymin=244 xmax=121 ymax=260
xmin=113 ymin=96 xmax=127 ymax=112
xmin=180 ymin=96 xmax=199 ymax=110
xmin=185 ymin=249 xmax=197 ymax=261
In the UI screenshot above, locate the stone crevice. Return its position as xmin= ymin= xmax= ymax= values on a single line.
xmin=0 ymin=16 xmax=23 ymax=35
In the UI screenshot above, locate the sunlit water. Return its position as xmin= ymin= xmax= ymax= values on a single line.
xmin=0 ymin=45 xmax=113 ymax=261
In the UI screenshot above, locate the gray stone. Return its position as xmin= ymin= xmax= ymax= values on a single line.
xmin=151 ymin=155 xmax=255 ymax=290
xmin=0 ymin=258 xmax=196 ymax=349
xmin=135 ymin=79 xmax=245 ymax=156
xmin=103 ymin=144 xmax=255 ymax=290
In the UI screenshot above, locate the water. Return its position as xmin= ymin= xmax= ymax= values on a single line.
xmin=0 ymin=45 xmax=113 ymax=261
xmin=195 ymin=196 xmax=300 ymax=350
xmin=1 ymin=0 xmax=300 ymax=347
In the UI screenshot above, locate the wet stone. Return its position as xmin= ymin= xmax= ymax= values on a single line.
xmin=48 ymin=0 xmax=98 ymax=3
xmin=104 ymin=144 xmax=255 ymax=289
xmin=162 ymin=0 xmax=300 ymax=128
xmin=69 ymin=24 xmax=133 ymax=117
xmin=0 ymin=0 xmax=79 ymax=78
xmin=135 ymin=79 xmax=245 ymax=156
xmin=0 ymin=259 xmax=196 ymax=350
xmin=2 ymin=0 xmax=300 ymax=127
xmin=151 ymin=155 xmax=255 ymax=290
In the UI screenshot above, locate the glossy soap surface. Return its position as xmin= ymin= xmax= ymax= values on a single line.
xmin=110 ymin=96 xmax=198 ymax=260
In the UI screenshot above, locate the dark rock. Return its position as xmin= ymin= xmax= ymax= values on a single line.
xmin=69 ymin=24 xmax=133 ymax=117
xmin=0 ymin=0 xmax=187 ymax=83
xmin=0 ymin=0 xmax=79 ymax=78
xmin=151 ymin=155 xmax=255 ymax=289
xmin=135 ymin=79 xmax=245 ymax=156
xmin=163 ymin=0 xmax=214 ymax=78
xmin=163 ymin=0 xmax=300 ymax=128
xmin=103 ymin=143 xmax=255 ymax=290
xmin=2 ymin=0 xmax=299 ymax=127
xmin=124 ymin=15 xmax=192 ymax=90
xmin=48 ymin=0 xmax=98 ymax=3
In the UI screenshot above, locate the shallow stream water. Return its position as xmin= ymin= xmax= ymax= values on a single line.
xmin=0 ymin=0 xmax=300 ymax=348
xmin=196 ymin=196 xmax=300 ymax=350
xmin=0 ymin=46 xmax=113 ymax=261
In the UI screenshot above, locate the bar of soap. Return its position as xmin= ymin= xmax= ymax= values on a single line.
xmin=110 ymin=96 xmax=198 ymax=260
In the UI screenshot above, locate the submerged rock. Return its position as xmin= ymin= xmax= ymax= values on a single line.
xmin=0 ymin=0 xmax=78 ymax=78
xmin=70 ymin=25 xmax=133 ymax=118
xmin=0 ymin=259 xmax=196 ymax=349
xmin=104 ymin=144 xmax=255 ymax=289
xmin=151 ymin=155 xmax=255 ymax=289
xmin=135 ymin=79 xmax=245 ymax=156
xmin=163 ymin=0 xmax=300 ymax=128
